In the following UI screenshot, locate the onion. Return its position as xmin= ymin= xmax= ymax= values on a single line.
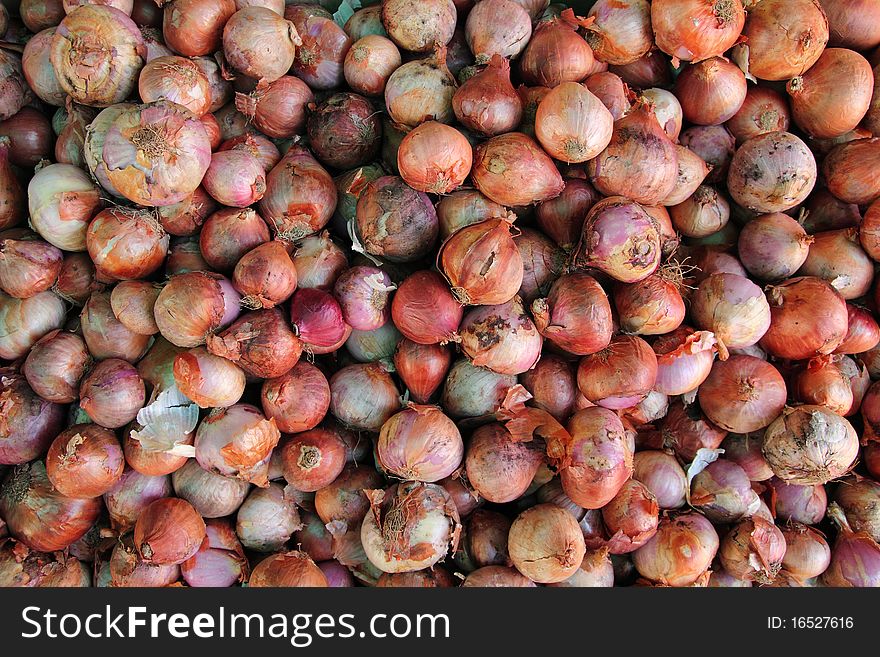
xmin=394 ymin=123 xmax=470 ymax=196
xmin=0 ymin=137 xmax=24 ymax=231
xmin=0 ymin=238 xmax=63 ymax=299
xmin=581 ymin=0 xmax=650 ymax=66
xmin=138 ymin=55 xmax=210 ymax=116
xmin=798 ymin=228 xmax=873 ymax=300
xmin=720 ymin=433 xmax=773 ymax=481
xmin=278 ymin=429 xmax=344 ymax=493
xmin=164 ymin=239 xmax=206 ymax=278
xmin=0 ymin=461 xmax=101 ymax=552
xmin=653 ymin=328 xmax=717 ymax=396
xmin=200 ymin=151 xmax=266 ymax=210
xmin=539 ymin=180 xmax=601 ymax=257
xmin=439 ymin=217 xmax=522 ymax=306
xmin=463 ymin=0 xmax=529 ymax=62
xmin=334 ymin=266 xmax=394 ymax=331
xmin=572 ymin=196 xmax=661 ymax=283
xmin=519 ymin=9 xmax=594 ymax=87
xmin=391 ymin=271 xmax=462 ymax=345
xmin=131 ymin=0 xmax=161 ymax=25
xmin=182 ymin=518 xmax=248 ymax=587
xmin=207 ymin=307 xmax=302 ymax=379
xmin=290 ymin=234 xmax=345 ymax=292
xmin=822 ymin=503 xmax=880 ymax=587
xmin=613 ymin=270 xmax=686 ymax=337
xmin=472 ymin=132 xmax=564 ymax=207
xmin=719 ymin=516 xmax=786 ymax=584
xmin=587 ymin=103 xmax=679 ymax=206
xmin=459 ymin=297 xmax=542 ymax=376
xmin=259 ymin=363 xmax=328 ymax=434
xmin=660 ymin=400 xmax=727 ymax=461
xmin=560 ymin=407 xmax=632 ymax=508
xmin=535 ymin=82 xmax=613 ymax=164
xmin=134 ymin=497 xmax=206 ymax=565
xmin=462 ymin=565 xmax=536 ymax=587
xmin=0 ymin=291 xmax=66 ymax=361
xmin=361 ymin=482 xmax=460 ymax=573
xmin=662 ymin=146 xmax=710 ymax=207
xmin=576 ymin=335 xmax=656 ymax=409
xmin=823 ymin=137 xmax=880 ymax=205
xmin=507 ymin=504 xmax=585 ymax=584
xmin=834 ymin=478 xmax=880 ymax=543
xmin=515 ymin=228 xmax=565 ymax=304
xmin=516 ymin=85 xmax=550 ymax=138
xmin=441 ymin=357 xmax=514 ymax=419
xmin=698 ymin=356 xmax=786 ymax=433
xmin=288 ymin=16 xmax=350 ymax=90
xmin=690 ymin=273 xmax=771 ymax=360
xmin=769 ymin=477 xmax=827 ymax=524
xmin=140 ymin=25 xmax=174 ymax=62
xmin=0 ymin=539 xmax=90 ymax=587
xmin=308 ymin=95 xmax=380 ymax=172
xmin=726 ymin=86 xmax=791 ymax=144
xmin=22 ymin=29 xmax=66 ymax=107
xmin=465 ymin=423 xmax=543 ymax=502
xmin=836 ymin=304 xmax=880 ymax=354
xmin=343 ymin=4 xmax=385 ymax=40
xmin=107 ymin=536 xmax=179 ymax=587
xmin=384 ymin=46 xmax=456 ymax=128
xmin=193 ymin=403 xmax=279 ymax=487
xmin=761 ymin=277 xmax=848 ymax=361
xmin=742 ymin=0 xmax=829 ymax=81
xmin=867 ymin=442 xmax=880 ymax=480
xmin=85 ymin=208 xmax=168 ymax=281
xmin=390 ymin=341 xmax=449 ymax=404
xmin=793 ymin=355 xmax=855 ymax=415
xmin=779 ymin=523 xmax=830 ymax=581
xmin=600 ymin=480 xmax=658 ymax=554
xmin=229 ymin=241 xmax=297 ymax=310
xmin=0 ymin=107 xmax=54 ymax=169
xmin=259 ymin=146 xmax=337 ymax=241
xmin=586 ymin=72 xmax=631 ymax=122
xmin=763 ymin=405 xmax=858 ymax=485
xmin=532 ymin=273 xmax=612 ymax=356
xmin=104 ymin=467 xmax=171 ymax=532
xmin=632 ymin=512 xmax=718 ymax=587
xmin=104 ymin=100 xmax=211 ymax=207
xmin=343 ymin=36 xmax=400 ymax=99
xmin=289 ymin=288 xmax=350 ymax=354
xmin=376 ymin=567 xmax=453 ymax=588
xmin=738 ymin=213 xmax=812 ymax=281
xmin=380 ymin=0 xmax=455 ymax=53
xmin=170 ymin=461 xmax=249 ymax=519
xmin=172 ymin=347 xmax=245 ymax=409
xmin=45 ymin=423 xmax=124 ymax=499
xmin=680 ymin=124 xmax=736 ymax=184
xmin=162 ymin=0 xmax=234 ymax=56
xmin=249 ymin=550 xmax=326 ymax=587
xmin=0 ymin=375 xmax=65 ymax=465
xmin=50 ymin=6 xmax=144 ymax=107
xmin=28 ymin=163 xmax=101 ymax=252
xmin=437 ymin=190 xmax=507 ymax=242
xmin=222 ymin=7 xmax=299 ymax=82
xmin=234 ymin=483 xmax=301 ymax=552
xmin=676 ymin=57 xmax=747 ymax=126
xmin=633 ymin=451 xmax=687 ymax=510
xmin=609 ymin=48 xmax=671 ymax=88
xmin=79 ymin=358 xmax=145 ymax=428
xmin=689 ymin=458 xmax=759 ymax=523
xmin=22 ymin=330 xmax=89 ymax=404
xmin=312 ymin=464 xmax=379 ymax=526
xmin=802 ymin=187 xmax=861 ymax=233
xmin=109 ymin=281 xmax=161 ymax=337
xmin=154 ymin=272 xmax=241 ymax=348
xmin=20 ymin=0 xmax=65 ymax=34
xmin=329 ymin=363 xmax=399 ymax=432
xmin=377 ymin=405 xmax=462 ymax=483
xmin=651 ymin=0 xmax=745 ymax=63
xmin=201 ymin=208 xmax=269 ymax=274
xmin=232 ymin=79 xmax=311 ymax=142
xmin=822 ymin=0 xmax=880 ymax=48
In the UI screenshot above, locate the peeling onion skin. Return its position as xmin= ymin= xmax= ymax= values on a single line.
xmin=719 ymin=516 xmax=786 ymax=584
xmin=0 ymin=376 xmax=66 ymax=465
xmin=235 ymin=483 xmax=301 ymax=552
xmin=458 ymin=297 xmax=543 ymax=376
xmin=46 ymin=423 xmax=125 ymax=498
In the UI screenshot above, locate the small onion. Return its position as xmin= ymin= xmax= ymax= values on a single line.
xmin=377 ymin=405 xmax=463 ymax=483
xmin=23 ymin=330 xmax=90 ymax=403
xmin=762 ymin=405 xmax=859 ymax=485
xmin=535 ymin=177 xmax=600 ymax=252
xmin=660 ymin=400 xmax=727 ymax=462
xmin=632 ymin=451 xmax=687 ymax=510
xmin=222 ymin=7 xmax=299 ymax=82
xmin=135 ymin=497 xmax=206 ymax=565
xmin=334 ymin=265 xmax=394 ymax=331
xmin=690 ymin=273 xmax=771 ymax=360
xmin=394 ymin=340 xmax=452 ymax=405
xmin=632 ymin=512 xmax=718 ymax=587
xmin=613 ymin=270 xmax=686 ymax=337
xmin=235 ymin=76 xmax=312 ymax=140
xmin=532 ymin=273 xmax=612 ymax=355
xmin=79 ymin=358 xmax=145 ymax=429
xmin=577 ymin=335 xmax=657 ymax=410
xmin=781 ymin=522 xmax=831 ymax=581
xmin=154 ymin=272 xmax=241 ymax=348
xmin=834 ymin=479 xmax=880 ymax=543
xmin=459 ymin=297 xmax=542 ymax=376
xmin=86 ymin=208 xmax=169 ymax=281
xmin=173 ymin=347 xmax=246 ymax=409
xmin=314 ymin=464 xmax=381 ymax=526
xmin=588 ymin=72 xmax=632 ymax=121
xmin=835 ymin=304 xmax=880 ymax=355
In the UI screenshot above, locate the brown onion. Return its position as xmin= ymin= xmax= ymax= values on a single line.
xmin=464 ymin=0 xmax=530 ymax=61
xmin=46 ymin=424 xmax=123 ymax=498
xmin=206 ymin=307 xmax=302 ymax=379
xmin=698 ymin=356 xmax=787 ymax=433
xmin=719 ymin=516 xmax=786 ymax=584
xmin=109 ymin=281 xmax=161 ymax=336
xmin=738 ymin=213 xmax=812 ymax=281
xmin=651 ymin=0 xmax=745 ymax=63
xmin=798 ymin=228 xmax=873 ymax=301
xmin=662 ymin=146 xmax=710 ymax=207
xmin=384 ymin=46 xmax=456 ymax=128
xmin=162 ymin=0 xmax=234 ymax=56
xmin=20 ymin=0 xmax=65 ymax=34
xmin=377 ymin=405 xmax=462 ymax=483
xmin=280 ymin=428 xmax=347 ymax=493
xmin=0 ymin=137 xmax=24 ymax=231
xmin=397 ymin=122 xmax=470 ymax=194
xmin=601 ymin=480 xmax=658 ymax=554
xmin=632 ymin=512 xmax=718 ymax=587
xmin=763 ymin=405 xmax=858 ymax=485
xmin=344 ymin=35 xmax=401 ymax=97
xmin=134 ymin=497 xmax=206 ymax=565
xmin=259 ymin=362 xmax=329 ymax=433
xmin=249 ymin=550 xmax=326 ymax=587
xmin=727 ymin=86 xmax=791 ymax=144
xmin=154 ymin=272 xmax=241 ymax=348
xmin=680 ymin=124 xmax=736 ymax=184
xmin=103 ymin=468 xmax=170 ymax=532
xmin=519 ymin=10 xmax=595 ymax=87
xmin=823 ymin=137 xmax=880 ymax=205
xmin=200 ymin=208 xmax=270 ymax=273
xmin=313 ymin=464 xmax=381 ymax=526
xmin=742 ymin=0 xmax=829 ymax=81
xmin=508 ymin=503 xmax=585 ymax=583
xmin=459 ymin=297 xmax=542 ymax=375
xmin=583 ymin=0 xmax=650 ymax=66
xmin=691 ymin=273 xmax=771 ymax=360
xmin=229 ymin=241 xmax=297 ymax=310
xmin=222 ymin=7 xmax=299 ymax=82
xmin=472 ymin=132 xmax=564 ymax=207
xmin=676 ymin=57 xmax=747 ymax=126
xmin=391 ymin=270 xmax=462 ymax=345
xmin=86 ymin=208 xmax=168 ymax=281
xmin=535 ymin=82 xmax=613 ymax=164
xmin=577 ymin=335 xmax=656 ymax=409
xmin=587 ymin=103 xmax=679 ymax=206
xmin=660 ymin=400 xmax=727 ymax=461
xmin=1 ymin=461 xmax=101 ymax=552
xmin=613 ymin=270 xmax=686 ymax=336
xmin=532 ymin=273 xmax=612 ymax=355
xmin=762 ymin=277 xmax=848 ymax=361
xmin=780 ymin=522 xmax=830 ymax=581
xmin=462 ymin=565 xmax=536 ymax=587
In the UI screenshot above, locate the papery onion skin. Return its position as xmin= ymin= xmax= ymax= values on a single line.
xmin=0 ymin=376 xmax=66 ymax=465
xmin=698 ymin=356 xmax=787 ymax=433
xmin=462 ymin=565 xmax=536 ymax=587
xmin=344 ymin=35 xmax=401 ymax=97
xmin=738 ymin=213 xmax=813 ymax=281
xmin=0 ymin=238 xmax=63 ymax=299
xmin=207 ymin=307 xmax=302 ymax=379
xmin=291 ymin=232 xmax=347 ymax=292
xmin=229 ymin=241 xmax=296 ymax=311
xmin=222 ymin=7 xmax=299 ymax=82
xmin=22 ymin=29 xmax=67 ymax=107
xmin=613 ymin=272 xmax=686 ymax=337
xmin=465 ymin=423 xmax=543 ymax=503
xmin=173 ymin=347 xmax=246 ymax=409
xmin=378 ymin=405 xmax=463 ymax=483
xmin=236 ymin=483 xmax=301 ymax=552
xmin=690 ymin=273 xmax=771 ymax=360
xmin=163 ymin=0 xmax=235 ymax=57
xmin=46 ymin=423 xmax=124 ymax=498
xmin=663 ymin=146 xmax=710 ymax=207
xmin=632 ymin=512 xmax=719 ymax=587
xmin=329 ymin=363 xmax=399 ymax=432
xmin=154 ymin=272 xmax=241 ymax=348
xmin=135 ymin=497 xmax=206 ymax=565
xmin=742 ymin=0 xmax=829 ymax=81
xmin=376 ymin=568 xmax=455 ymax=588
xmin=200 ymin=207 xmax=270 ymax=273
xmin=123 ymin=430 xmax=191 ymax=478
xmin=384 ymin=46 xmax=457 ymax=128
xmin=391 ymin=270 xmax=462 ymax=345
xmin=86 ymin=208 xmax=169 ymax=281
xmin=459 ymin=297 xmax=543 ymax=376
xmin=398 ymin=122 xmax=471 ymax=194
xmin=769 ymin=477 xmax=827 ymax=525
xmin=260 ymin=361 xmax=330 ymax=434
xmin=50 ymin=6 xmax=145 ymax=107
xmin=762 ymin=405 xmax=859 ymax=485
xmin=562 ymin=407 xmax=633 ymax=509
xmin=727 ymin=131 xmax=817 ymax=213
xmin=0 ymin=540 xmax=91 ymax=587
xmin=107 ymin=536 xmax=180 ymax=587
xmin=508 ymin=503 xmax=585 ymax=584
xmin=651 ymin=0 xmax=745 ymax=63
xmin=519 ymin=10 xmax=595 ymax=88
xmin=28 ymin=163 xmax=102 ymax=252
xmin=632 ymin=451 xmax=687 ymax=510
xmin=601 ymin=479 xmax=659 ymax=554
xmin=249 ymin=550 xmax=327 ymax=587
xmin=690 ymin=459 xmax=759 ymax=523
xmin=721 ymin=433 xmax=774 ymax=482
xmin=719 ymin=516 xmax=786 ymax=584
xmin=533 ymin=273 xmax=612 ymax=355
xmin=835 ymin=304 xmax=880 ymax=355
xmin=761 ymin=277 xmax=848 ymax=361
xmin=361 ymin=482 xmax=460 ymax=574
xmin=138 ymin=55 xmax=211 ymax=116
xmin=0 ymin=461 xmax=102 ymax=552
xmin=464 ymin=0 xmax=530 ymax=61
xmin=577 ymin=335 xmax=657 ymax=410
xmin=334 ymin=265 xmax=394 ymax=331
xmin=181 ymin=518 xmax=249 ymax=587
xmin=535 ymin=82 xmax=613 ymax=164
xmin=798 ymin=228 xmax=873 ymax=301
xmin=833 ymin=479 xmax=880 ymax=543
xmin=472 ymin=132 xmax=564 ymax=207
xmin=653 ymin=328 xmax=717 ymax=397
xmin=102 ymin=100 xmax=211 ymax=207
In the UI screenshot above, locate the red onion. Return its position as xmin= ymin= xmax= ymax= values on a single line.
xmin=391 ymin=271 xmax=462 ymax=345
xmin=632 ymin=451 xmax=687 ymax=510
xmin=738 ymin=212 xmax=812 ymax=281
xmin=585 ymin=72 xmax=631 ymax=122
xmin=288 ymin=15 xmax=350 ymax=90
xmin=361 ymin=482 xmax=461 ymax=573
xmin=836 ymin=304 xmax=880 ymax=355
xmin=200 ymin=208 xmax=269 ymax=273
xmin=50 ymin=6 xmax=144 ymax=106
xmin=727 ymin=131 xmax=817 ymax=213
xmin=676 ymin=57 xmax=747 ymax=127
xmin=632 ymin=512 xmax=718 ymax=587
xmin=307 ymin=94 xmax=379 ymax=172
xmin=0 ymin=461 xmax=101 ymax=552
xmin=235 ymin=483 xmax=301 ymax=552
xmin=519 ymin=9 xmax=595 ymax=87
xmin=334 ymin=265 xmax=394 ymax=331
xmin=258 ymin=363 xmax=327 ymax=435
xmin=459 ymin=297 xmax=542 ymax=376
xmin=577 ymin=335 xmax=656 ymax=410
xmin=794 ymin=355 xmax=857 ymax=416
xmin=507 ymin=503 xmax=585 ymax=583
xmin=22 ymin=330 xmax=88 ymax=404
xmin=170 ymin=460 xmax=249 ymax=520
xmin=690 ymin=273 xmax=771 ymax=360
xmin=0 ymin=375 xmax=65 ymax=465
xmin=0 ymin=137 xmax=24 ymax=231
xmin=762 ymin=277 xmax=848 ymax=361
xmin=822 ymin=503 xmax=880 ymax=587
xmin=698 ymin=355 xmax=786 ymax=433
xmin=690 ymin=458 xmax=759 ymax=523
xmin=719 ymin=516 xmax=786 ymax=584
xmin=79 ymin=358 xmax=144 ymax=429
xmin=289 ymin=288 xmax=350 ymax=354
xmin=769 ymin=477 xmax=827 ymax=525
xmin=45 ymin=423 xmax=124 ymax=499
xmin=391 ymin=341 xmax=448 ymax=404
xmin=207 ymin=307 xmax=302 ymax=379
xmin=472 ymin=132 xmax=564 ymax=207
xmin=378 ymin=405 xmax=462 ymax=483
xmin=531 ymin=273 xmax=612 ymax=356
xmin=313 ymin=463 xmax=381 ymax=526
xmin=104 ymin=467 xmax=171 ymax=532
xmin=613 ymin=270 xmax=686 ymax=337
xmin=0 ymin=290 xmax=66 ymax=361
xmin=465 ymin=423 xmax=543 ymax=503
xmin=515 ymin=228 xmax=565 ymax=304
xmin=27 ymin=163 xmax=101 ymax=252
xmin=249 ymin=550 xmax=327 ymax=587
xmin=200 ymin=151 xmax=266 ymax=210
xmin=137 ymin=55 xmax=210 ymax=116
xmin=384 ymin=46 xmax=456 ymax=128
xmin=222 ymin=7 xmax=299 ymax=82
xmin=233 ymin=77 xmax=311 ymax=140
xmin=182 ymin=518 xmax=248 ymax=587
xmin=154 ymin=272 xmax=241 ymax=348
xmin=329 ymin=363 xmax=399 ymax=432
xmin=798 ymin=228 xmax=873 ymax=301
xmin=102 ymin=100 xmax=211 ymax=207
xmin=659 ymin=400 xmax=727 ymax=462
xmin=651 ymin=0 xmax=744 ymax=63
xmin=763 ymin=405 xmax=859 ymax=485
xmin=396 ymin=122 xmax=470 ymax=194
xmin=572 ymin=196 xmax=661 ymax=283
xmin=535 ymin=178 xmax=599 ymax=252
xmin=278 ymin=429 xmax=344 ymax=493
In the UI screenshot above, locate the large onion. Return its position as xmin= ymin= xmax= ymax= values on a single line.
xmin=532 ymin=273 xmax=612 ymax=355
xmin=535 ymin=82 xmax=613 ymax=164
xmin=384 ymin=46 xmax=456 ymax=128
xmin=377 ymin=405 xmax=463 ymax=483
xmin=222 ymin=7 xmax=299 ymax=82
xmin=690 ymin=273 xmax=771 ymax=360
xmin=0 ymin=291 xmax=67 ymax=361
xmin=162 ymin=0 xmax=235 ymax=56
xmin=154 ymin=272 xmax=241 ymax=348
xmin=28 ymin=163 xmax=101 ymax=252
xmin=632 ymin=513 xmax=718 ymax=587
xmin=519 ymin=9 xmax=595 ymax=87
xmin=698 ymin=356 xmax=787 ymax=433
